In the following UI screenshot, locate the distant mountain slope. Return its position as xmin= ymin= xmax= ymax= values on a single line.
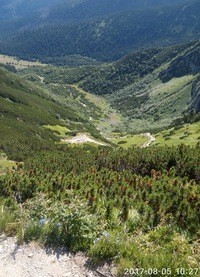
xmin=0 ymin=0 xmax=199 ymax=61
xmin=0 ymin=0 xmax=61 ymax=19
xmin=159 ymin=42 xmax=200 ymax=82
xmin=45 ymin=0 xmax=189 ymax=24
xmin=0 ymin=0 xmax=187 ymax=39
xmin=0 ymin=0 xmax=188 ymax=22
xmin=0 ymin=0 xmax=62 ymax=38
xmin=77 ymin=41 xmax=200 ymax=132
xmin=80 ymin=43 xmax=192 ymax=95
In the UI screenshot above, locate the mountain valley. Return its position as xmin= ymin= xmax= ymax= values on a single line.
xmin=0 ymin=1 xmax=200 ymax=276
xmin=14 ymin=40 xmax=200 ymax=134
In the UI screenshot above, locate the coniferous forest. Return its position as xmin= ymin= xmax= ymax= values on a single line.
xmin=0 ymin=141 xmax=200 ymax=275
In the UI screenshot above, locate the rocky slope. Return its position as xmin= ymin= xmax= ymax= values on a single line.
xmin=190 ymin=75 xmax=200 ymax=112
xmin=159 ymin=42 xmax=200 ymax=82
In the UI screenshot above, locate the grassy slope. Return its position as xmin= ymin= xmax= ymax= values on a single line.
xmin=111 ymin=74 xmax=196 ymax=132
xmin=44 ymin=125 xmax=71 ymax=137
xmin=111 ymin=134 xmax=148 ymax=148
xmin=153 ymin=122 xmax=200 ymax=146
xmin=71 ymin=84 xmax=123 ymax=136
xmin=112 ymin=122 xmax=200 ymax=148
xmin=0 ymin=153 xmax=16 ymax=175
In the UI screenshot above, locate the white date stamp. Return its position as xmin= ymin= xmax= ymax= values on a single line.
xmin=124 ymin=267 xmax=199 ymax=276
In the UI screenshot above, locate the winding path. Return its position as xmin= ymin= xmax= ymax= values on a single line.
xmin=141 ymin=132 xmax=155 ymax=148
xmin=37 ymin=76 xmax=45 ymax=83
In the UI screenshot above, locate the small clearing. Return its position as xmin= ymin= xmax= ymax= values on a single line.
xmin=61 ymin=134 xmax=106 ymax=146
xmin=0 ymin=54 xmax=47 ymax=69
xmin=0 ymin=154 xmax=16 ymax=175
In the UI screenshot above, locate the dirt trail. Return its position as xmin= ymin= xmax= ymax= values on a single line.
xmin=141 ymin=132 xmax=155 ymax=148
xmin=0 ymin=236 xmax=114 ymax=277
xmin=61 ymin=134 xmax=106 ymax=146
xmin=37 ymin=75 xmax=45 ymax=83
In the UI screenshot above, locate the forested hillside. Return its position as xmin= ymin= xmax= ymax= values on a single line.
xmin=0 ymin=0 xmax=61 ymax=19
xmin=0 ymin=66 xmax=108 ymax=160
xmin=0 ymin=0 xmax=199 ymax=61
xmin=0 ymin=0 xmax=189 ymax=29
xmin=43 ymin=0 xmax=189 ymax=25
xmin=80 ymin=43 xmax=194 ymax=95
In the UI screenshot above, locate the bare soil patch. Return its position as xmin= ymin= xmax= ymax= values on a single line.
xmin=61 ymin=134 xmax=106 ymax=146
xmin=0 ymin=236 xmax=115 ymax=277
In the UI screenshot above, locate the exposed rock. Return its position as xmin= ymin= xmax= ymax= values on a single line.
xmin=28 ymin=253 xmax=34 ymax=258
xmin=159 ymin=42 xmax=200 ymax=82
xmin=190 ymin=76 xmax=200 ymax=112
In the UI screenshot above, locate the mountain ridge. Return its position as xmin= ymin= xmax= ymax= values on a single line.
xmin=0 ymin=0 xmax=199 ymax=62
